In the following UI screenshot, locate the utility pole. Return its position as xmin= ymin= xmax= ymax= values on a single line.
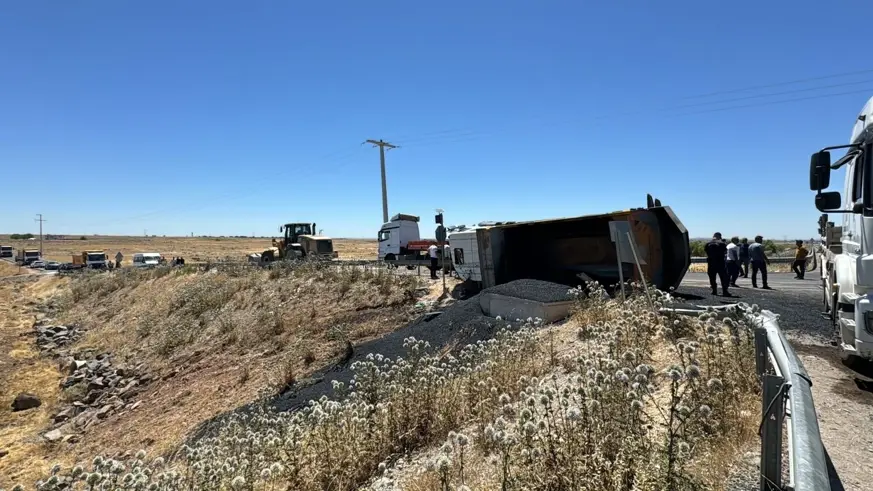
xmin=34 ymin=214 xmax=46 ymax=258
xmin=365 ymin=139 xmax=398 ymax=223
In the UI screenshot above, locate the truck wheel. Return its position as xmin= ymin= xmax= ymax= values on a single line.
xmin=384 ymin=254 xmax=397 ymax=269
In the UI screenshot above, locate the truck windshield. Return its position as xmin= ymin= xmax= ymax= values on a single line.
xmin=26 ymin=252 xmax=39 ymax=257
xmin=87 ymin=254 xmax=104 ymax=262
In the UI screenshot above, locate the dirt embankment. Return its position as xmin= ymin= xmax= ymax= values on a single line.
xmin=0 ymin=262 xmax=424 ymax=486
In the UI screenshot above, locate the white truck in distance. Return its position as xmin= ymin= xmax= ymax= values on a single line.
xmin=133 ymin=253 xmax=163 ymax=268
xmin=377 ymin=213 xmax=424 ymax=261
xmin=809 ymin=94 xmax=873 ymax=361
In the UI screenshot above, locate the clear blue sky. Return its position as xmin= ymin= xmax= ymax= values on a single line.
xmin=1 ymin=1 xmax=870 ymax=239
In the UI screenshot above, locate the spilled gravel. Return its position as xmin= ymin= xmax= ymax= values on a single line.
xmin=188 ymin=279 xmax=570 ymax=443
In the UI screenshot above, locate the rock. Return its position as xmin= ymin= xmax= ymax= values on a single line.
xmin=129 ymin=401 xmax=142 ymax=411
xmin=0 ymin=449 xmax=8 ymax=458
xmin=96 ymin=405 xmax=113 ymax=419
xmin=118 ymin=380 xmax=139 ymax=398
xmin=53 ymin=407 xmax=79 ymax=423
xmin=44 ymin=429 xmax=63 ymax=442
xmin=11 ymin=393 xmax=42 ymax=412
xmin=62 ymin=434 xmax=80 ymax=444
xmin=87 ymin=377 xmax=105 ymax=392
xmin=85 ymin=391 xmax=102 ymax=405
xmin=67 ymin=359 xmax=87 ymax=375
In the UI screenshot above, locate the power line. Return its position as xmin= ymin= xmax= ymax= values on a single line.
xmin=678 ymin=68 xmax=873 ymax=100
xmin=396 ymin=83 xmax=873 ymax=150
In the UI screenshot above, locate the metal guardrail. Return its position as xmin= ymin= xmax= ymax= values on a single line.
xmin=756 ymin=311 xmax=830 ymax=491
xmin=664 ymin=306 xmax=830 ymax=491
xmin=690 ymin=257 xmax=795 ymax=264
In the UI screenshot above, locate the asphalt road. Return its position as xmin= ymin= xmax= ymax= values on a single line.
xmin=675 ymin=272 xmax=832 ymax=342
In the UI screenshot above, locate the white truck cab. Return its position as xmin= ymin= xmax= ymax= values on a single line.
xmin=378 ymin=213 xmax=423 ymax=261
xmin=448 ymin=226 xmax=487 ymax=284
xmin=809 ymin=95 xmax=873 ymax=360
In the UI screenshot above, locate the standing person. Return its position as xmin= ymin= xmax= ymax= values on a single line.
xmin=792 ymin=240 xmax=809 ymax=280
xmin=739 ymin=238 xmax=750 ymax=278
xmin=704 ymin=232 xmax=731 ymax=296
xmin=748 ymin=235 xmax=771 ymax=289
xmin=427 ymin=244 xmax=439 ymax=279
xmin=726 ymin=236 xmax=741 ymax=287
xmin=115 ymin=251 xmax=124 ymax=268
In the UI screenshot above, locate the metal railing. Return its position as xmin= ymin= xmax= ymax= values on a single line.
xmin=664 ymin=306 xmax=830 ymax=491
xmin=755 ymin=311 xmax=830 ymax=491
xmin=690 ymin=257 xmax=795 ymax=264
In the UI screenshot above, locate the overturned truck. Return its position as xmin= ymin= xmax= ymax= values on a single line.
xmin=449 ymin=195 xmax=690 ymax=292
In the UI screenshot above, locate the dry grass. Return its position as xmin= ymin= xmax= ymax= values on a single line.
xmin=393 ymin=285 xmax=761 ymax=491
xmin=0 ymin=235 xmax=377 ymax=263
xmin=0 ymin=276 xmax=65 ymax=487
xmin=1 ymin=261 xmax=420 ymax=488
xmin=21 ymin=283 xmax=762 ymax=491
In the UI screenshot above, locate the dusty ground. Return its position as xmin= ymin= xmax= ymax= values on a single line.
xmin=0 ymin=235 xmax=377 ymax=263
xmin=0 ymin=263 xmax=64 ymax=485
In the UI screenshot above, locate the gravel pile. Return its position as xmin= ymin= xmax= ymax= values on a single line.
xmin=484 ymin=279 xmax=573 ymax=303
xmin=195 ymin=280 xmax=565 ymax=438
xmin=273 ymin=292 xmax=508 ymax=412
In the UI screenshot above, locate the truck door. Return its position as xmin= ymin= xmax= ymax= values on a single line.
xmin=378 ymin=229 xmax=395 ymax=259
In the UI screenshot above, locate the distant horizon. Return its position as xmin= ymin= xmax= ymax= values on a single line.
xmin=2 ymin=232 xmax=810 ymax=243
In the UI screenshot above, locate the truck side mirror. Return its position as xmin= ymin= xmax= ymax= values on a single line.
xmin=810 ymin=151 xmax=832 ymax=190
xmin=815 ymin=191 xmax=841 ymax=211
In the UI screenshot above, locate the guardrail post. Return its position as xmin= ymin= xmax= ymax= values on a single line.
xmin=754 ymin=328 xmax=769 ymax=376
xmin=760 ymin=374 xmax=785 ymax=491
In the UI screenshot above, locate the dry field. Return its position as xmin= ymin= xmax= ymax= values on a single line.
xmin=0 ymin=236 xmax=378 ymax=263
xmin=2 ymin=265 xmax=762 ymax=490
xmin=0 ymin=261 xmax=438 ymax=488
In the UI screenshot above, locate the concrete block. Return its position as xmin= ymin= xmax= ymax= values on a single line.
xmin=479 ymin=293 xmax=575 ymax=324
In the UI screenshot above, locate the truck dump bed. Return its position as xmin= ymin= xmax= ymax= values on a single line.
xmin=475 ymin=202 xmax=690 ymax=291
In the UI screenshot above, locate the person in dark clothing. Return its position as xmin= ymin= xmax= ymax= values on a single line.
xmin=738 ymin=238 xmax=750 ymax=278
xmin=704 ymin=232 xmax=731 ymax=296
xmin=748 ymin=235 xmax=771 ymax=289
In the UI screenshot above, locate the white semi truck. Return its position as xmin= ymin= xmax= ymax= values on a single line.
xmin=809 ymin=94 xmax=873 ymax=360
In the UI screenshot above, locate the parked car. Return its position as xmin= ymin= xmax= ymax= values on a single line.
xmin=44 ymin=261 xmax=60 ymax=270
xmin=29 ymin=261 xmax=46 ymax=269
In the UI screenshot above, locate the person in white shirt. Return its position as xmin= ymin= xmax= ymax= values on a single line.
xmin=427 ymin=244 xmax=439 ymax=279
xmin=726 ymin=236 xmax=741 ymax=287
